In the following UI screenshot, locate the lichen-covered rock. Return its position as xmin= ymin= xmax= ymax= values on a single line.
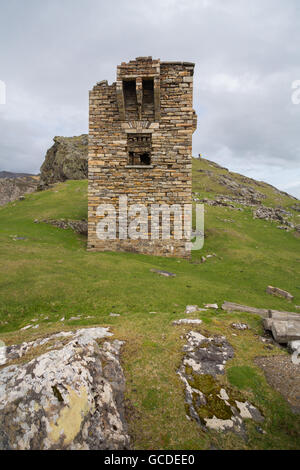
xmin=39 ymin=135 xmax=88 ymax=187
xmin=0 ymin=176 xmax=39 ymax=206
xmin=177 ymin=331 xmax=264 ymax=436
xmin=0 ymin=328 xmax=130 ymax=450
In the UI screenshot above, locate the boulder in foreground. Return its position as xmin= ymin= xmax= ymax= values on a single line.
xmin=0 ymin=327 xmax=130 ymax=450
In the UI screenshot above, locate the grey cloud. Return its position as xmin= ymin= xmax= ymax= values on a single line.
xmin=0 ymin=0 xmax=299 ymax=197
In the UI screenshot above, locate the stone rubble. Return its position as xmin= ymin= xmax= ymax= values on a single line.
xmin=266 ymin=285 xmax=294 ymax=301
xmin=35 ymin=219 xmax=88 ymax=236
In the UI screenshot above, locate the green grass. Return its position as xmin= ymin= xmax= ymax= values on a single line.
xmin=227 ymin=366 xmax=262 ymax=390
xmin=0 ymin=160 xmax=299 ymax=449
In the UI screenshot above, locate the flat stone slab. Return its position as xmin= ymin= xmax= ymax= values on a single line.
xmin=269 ymin=310 xmax=300 ymax=321
xmin=223 ymin=303 xmax=300 ymax=320
xmin=222 ymin=301 xmax=269 ymax=318
xmin=0 ymin=328 xmax=130 ymax=450
xmin=172 ymin=319 xmax=203 ymax=326
xmin=266 ymin=286 xmax=294 ymax=301
xmin=271 ymin=320 xmax=300 ymax=344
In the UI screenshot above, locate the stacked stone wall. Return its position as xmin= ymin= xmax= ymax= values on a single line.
xmin=88 ymin=57 xmax=197 ymax=258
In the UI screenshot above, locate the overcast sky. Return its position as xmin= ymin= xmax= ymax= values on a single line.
xmin=0 ymin=0 xmax=299 ymax=197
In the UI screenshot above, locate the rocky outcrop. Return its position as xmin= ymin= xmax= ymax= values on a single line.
xmin=39 ymin=135 xmax=88 ymax=188
xmin=194 ymin=193 xmax=299 ymax=232
xmin=253 ymin=206 xmax=293 ymax=224
xmin=0 ymin=327 xmax=130 ymax=450
xmin=0 ymin=176 xmax=39 ymax=206
xmin=218 ymin=175 xmax=266 ymax=204
xmin=196 ymin=196 xmax=245 ymax=208
xmin=197 ymin=157 xmax=298 ymax=201
xmin=291 ymin=203 xmax=300 ymax=212
xmin=35 ymin=218 xmax=88 ymax=236
xmin=0 ymin=171 xmax=35 ymax=179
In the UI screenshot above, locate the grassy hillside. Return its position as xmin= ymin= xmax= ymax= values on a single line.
xmin=192 ymin=157 xmax=298 ymax=208
xmin=0 ymin=158 xmax=299 ymax=449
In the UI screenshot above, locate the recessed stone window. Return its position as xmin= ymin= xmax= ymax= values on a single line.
xmin=127 ymin=134 xmax=152 ymax=166
xmin=123 ymin=79 xmax=138 ymax=120
xmin=142 ymin=78 xmax=154 ymax=120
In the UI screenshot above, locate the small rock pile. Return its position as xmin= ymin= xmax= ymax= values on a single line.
xmin=253 ymin=206 xmax=293 ymax=228
xmin=35 ymin=218 xmax=88 ymax=236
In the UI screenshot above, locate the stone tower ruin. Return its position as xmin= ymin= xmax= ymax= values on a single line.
xmin=88 ymin=57 xmax=197 ymax=258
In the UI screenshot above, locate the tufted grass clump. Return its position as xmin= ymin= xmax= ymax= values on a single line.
xmin=227 ymin=366 xmax=262 ymax=391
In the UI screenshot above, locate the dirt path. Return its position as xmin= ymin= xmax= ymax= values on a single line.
xmin=255 ymin=355 xmax=300 ymax=414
